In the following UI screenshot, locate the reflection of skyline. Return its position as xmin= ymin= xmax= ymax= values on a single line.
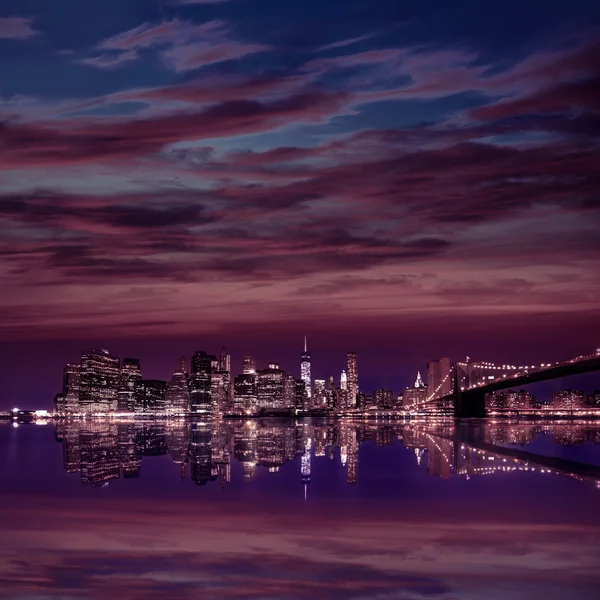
xmin=50 ymin=420 xmax=600 ymax=490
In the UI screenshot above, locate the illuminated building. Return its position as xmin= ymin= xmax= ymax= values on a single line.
xmin=79 ymin=349 xmax=120 ymax=413
xmin=256 ymin=363 xmax=285 ymax=410
xmin=505 ymin=389 xmax=535 ymax=410
xmin=340 ymin=370 xmax=347 ymax=390
xmin=427 ymin=358 xmax=452 ymax=400
xmin=234 ymin=373 xmax=257 ymax=413
xmin=485 ymin=391 xmax=505 ymax=411
xmin=403 ymin=371 xmax=428 ymax=409
xmin=325 ymin=376 xmax=336 ymax=410
xmin=373 ymin=389 xmax=393 ymax=409
xmin=552 ymin=389 xmax=585 ymax=410
xmin=135 ymin=380 xmax=167 ymax=412
xmin=62 ymin=363 xmax=81 ymax=415
xmin=117 ymin=358 xmax=142 ymax=412
xmin=211 ymin=371 xmax=230 ymax=414
xmin=189 ymin=351 xmax=213 ymax=414
xmin=346 ymin=352 xmax=358 ymax=406
xmin=219 ymin=346 xmax=231 ymax=373
xmin=295 ymin=379 xmax=307 ymax=410
xmin=587 ymin=390 xmax=600 ymax=406
xmin=300 ymin=336 xmax=311 ymax=398
xmin=54 ymin=393 xmax=65 ymax=416
xmin=284 ymin=374 xmax=297 ymax=410
xmin=165 ymin=365 xmax=190 ymax=414
xmin=243 ymin=355 xmax=256 ymax=374
xmin=335 ymin=388 xmax=352 ymax=410
xmin=313 ymin=379 xmax=326 ymax=409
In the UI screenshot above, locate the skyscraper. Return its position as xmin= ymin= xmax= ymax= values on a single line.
xmin=62 ymin=363 xmax=81 ymax=415
xmin=301 ymin=337 xmax=311 ymax=398
xmin=165 ymin=361 xmax=190 ymax=414
xmin=117 ymin=358 xmax=142 ymax=412
xmin=256 ymin=363 xmax=285 ymax=410
xmin=347 ymin=352 xmax=358 ymax=407
xmin=234 ymin=373 xmax=257 ymax=414
xmin=189 ymin=351 xmax=213 ymax=413
xmin=79 ymin=349 xmax=120 ymax=414
xmin=340 ymin=370 xmax=347 ymax=390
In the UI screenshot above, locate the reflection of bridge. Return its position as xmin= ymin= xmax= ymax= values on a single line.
xmin=430 ymin=350 xmax=600 ymax=418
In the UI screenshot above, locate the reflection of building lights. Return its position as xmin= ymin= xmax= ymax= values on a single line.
xmin=12 ymin=422 xmax=19 ymax=428
xmin=12 ymin=408 xmax=19 ymax=413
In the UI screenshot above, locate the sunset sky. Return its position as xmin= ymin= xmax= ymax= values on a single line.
xmin=1 ymin=1 xmax=599 ymax=404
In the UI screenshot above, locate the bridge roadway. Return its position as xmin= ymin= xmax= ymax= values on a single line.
xmin=446 ymin=353 xmax=600 ymax=418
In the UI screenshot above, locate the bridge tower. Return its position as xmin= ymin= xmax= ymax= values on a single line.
xmin=452 ymin=362 xmax=487 ymax=419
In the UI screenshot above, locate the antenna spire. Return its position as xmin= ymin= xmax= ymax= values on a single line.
xmin=304 ymin=336 xmax=307 ymax=353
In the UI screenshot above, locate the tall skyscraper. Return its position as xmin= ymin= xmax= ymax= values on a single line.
xmin=211 ymin=371 xmax=230 ymax=415
xmin=284 ymin=374 xmax=297 ymax=409
xmin=347 ymin=352 xmax=358 ymax=407
xmin=301 ymin=337 xmax=311 ymax=398
xmin=117 ymin=358 xmax=142 ymax=412
xmin=189 ymin=351 xmax=213 ymax=413
xmin=427 ymin=358 xmax=452 ymax=400
xmin=62 ymin=363 xmax=81 ymax=415
xmin=340 ymin=370 xmax=347 ymax=390
xmin=313 ymin=379 xmax=326 ymax=409
xmin=165 ymin=362 xmax=190 ymax=414
xmin=79 ymin=349 xmax=120 ymax=413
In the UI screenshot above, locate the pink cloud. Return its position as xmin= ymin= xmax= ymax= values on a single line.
xmin=0 ymin=16 xmax=38 ymax=39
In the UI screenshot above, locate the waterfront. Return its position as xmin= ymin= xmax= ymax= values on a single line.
xmin=1 ymin=418 xmax=599 ymax=599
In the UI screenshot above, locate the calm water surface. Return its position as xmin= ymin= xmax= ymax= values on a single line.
xmin=1 ymin=419 xmax=599 ymax=599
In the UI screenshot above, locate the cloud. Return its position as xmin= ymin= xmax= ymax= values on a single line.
xmin=77 ymin=50 xmax=139 ymax=70
xmin=83 ymin=18 xmax=268 ymax=72
xmin=0 ymin=16 xmax=39 ymax=39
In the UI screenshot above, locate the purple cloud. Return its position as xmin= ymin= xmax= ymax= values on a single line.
xmin=0 ymin=17 xmax=38 ymax=39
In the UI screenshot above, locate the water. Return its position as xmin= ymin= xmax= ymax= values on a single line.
xmin=1 ymin=418 xmax=599 ymax=599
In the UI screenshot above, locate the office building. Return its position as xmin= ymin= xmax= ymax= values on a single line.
xmin=234 ymin=373 xmax=257 ymax=414
xmin=552 ymin=389 xmax=585 ymax=410
xmin=79 ymin=349 xmax=120 ymax=413
xmin=347 ymin=352 xmax=359 ymax=407
xmin=295 ymin=379 xmax=307 ymax=411
xmin=301 ymin=337 xmax=311 ymax=399
xmin=403 ymin=371 xmax=428 ymax=409
xmin=373 ymin=389 xmax=394 ymax=410
xmin=165 ymin=365 xmax=190 ymax=414
xmin=313 ymin=379 xmax=326 ymax=410
xmin=256 ymin=363 xmax=285 ymax=410
xmin=117 ymin=358 xmax=142 ymax=412
xmin=211 ymin=371 xmax=230 ymax=414
xmin=62 ymin=363 xmax=81 ymax=415
xmin=189 ymin=351 xmax=213 ymax=413
xmin=135 ymin=379 xmax=167 ymax=412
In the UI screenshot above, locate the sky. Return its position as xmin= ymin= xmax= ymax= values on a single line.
xmin=1 ymin=1 xmax=599 ymax=402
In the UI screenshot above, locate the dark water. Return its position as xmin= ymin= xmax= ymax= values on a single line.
xmin=1 ymin=418 xmax=599 ymax=599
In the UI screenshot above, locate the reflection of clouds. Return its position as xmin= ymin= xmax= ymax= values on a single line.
xmin=0 ymin=499 xmax=599 ymax=599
